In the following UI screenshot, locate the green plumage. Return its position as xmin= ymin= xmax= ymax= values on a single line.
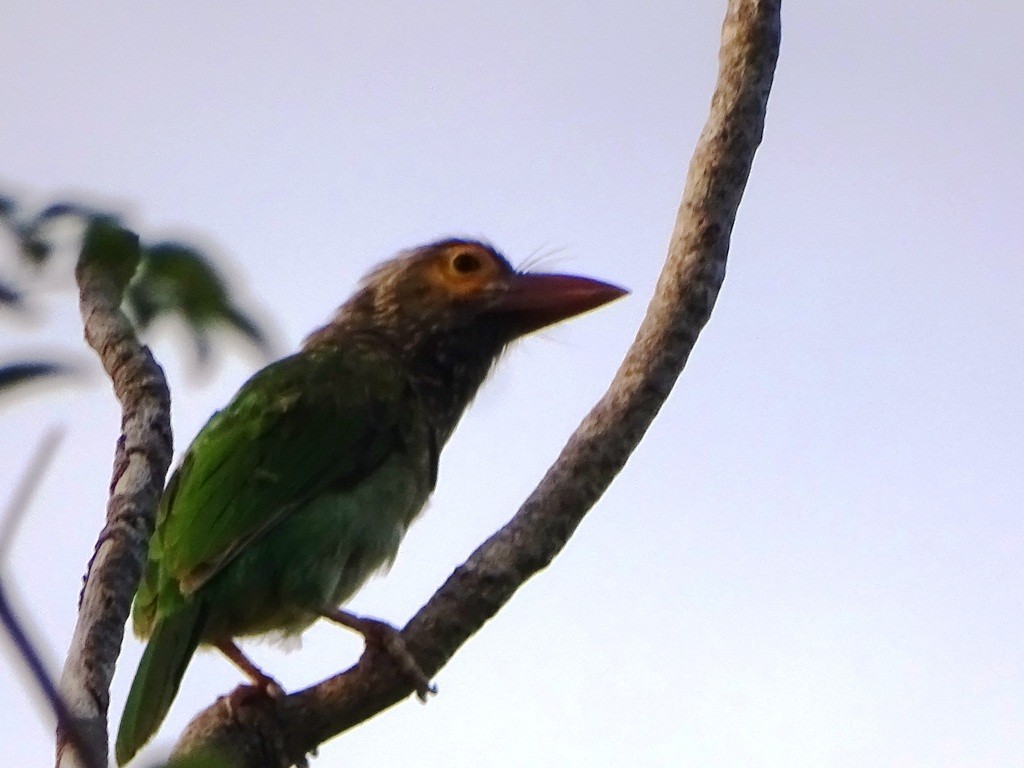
xmin=116 ymin=345 xmax=435 ymax=764
xmin=117 ymin=600 xmax=206 ymax=764
xmin=114 ymin=239 xmax=625 ymax=765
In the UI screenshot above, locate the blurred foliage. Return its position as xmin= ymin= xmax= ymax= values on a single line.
xmin=0 ymin=361 xmax=76 ymax=397
xmin=128 ymin=242 xmax=270 ymax=367
xmin=1 ymin=189 xmax=274 ymax=399
xmin=79 ymin=217 xmax=143 ymax=293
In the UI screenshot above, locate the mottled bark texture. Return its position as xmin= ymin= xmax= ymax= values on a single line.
xmin=56 ymin=223 xmax=173 ymax=768
xmin=172 ymin=1 xmax=781 ymax=765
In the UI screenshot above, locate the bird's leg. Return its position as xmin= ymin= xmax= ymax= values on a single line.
xmin=215 ymin=639 xmax=286 ymax=698
xmin=213 ymin=645 xmax=307 ymax=768
xmin=320 ymin=608 xmax=437 ymax=701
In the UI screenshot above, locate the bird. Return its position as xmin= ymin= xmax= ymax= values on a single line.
xmin=114 ymin=238 xmax=627 ymax=764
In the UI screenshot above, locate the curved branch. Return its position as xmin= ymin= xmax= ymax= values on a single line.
xmin=56 ymin=223 xmax=174 ymax=768
xmin=175 ymin=1 xmax=780 ymax=763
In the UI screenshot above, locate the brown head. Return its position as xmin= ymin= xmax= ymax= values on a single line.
xmin=308 ymin=238 xmax=625 ymax=353
xmin=305 ymin=238 xmax=627 ymax=439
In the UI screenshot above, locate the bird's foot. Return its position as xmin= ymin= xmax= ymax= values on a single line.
xmin=215 ymin=639 xmax=286 ymax=698
xmin=224 ymin=682 xmax=283 ymax=720
xmin=321 ymin=609 xmax=437 ymax=701
xmin=363 ymin=620 xmax=437 ymax=701
xmin=222 ymin=684 xmax=304 ymax=767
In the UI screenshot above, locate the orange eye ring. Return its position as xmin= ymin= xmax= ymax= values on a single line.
xmin=427 ymin=243 xmax=503 ymax=298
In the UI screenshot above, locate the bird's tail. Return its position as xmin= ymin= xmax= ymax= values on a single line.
xmin=115 ymin=599 xmax=207 ymax=765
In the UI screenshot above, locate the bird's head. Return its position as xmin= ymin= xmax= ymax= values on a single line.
xmin=307 ymin=239 xmax=627 ymax=363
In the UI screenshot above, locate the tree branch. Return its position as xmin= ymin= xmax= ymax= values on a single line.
xmin=56 ymin=223 xmax=174 ymax=768
xmin=172 ymin=1 xmax=781 ymax=765
xmin=0 ymin=428 xmax=101 ymax=768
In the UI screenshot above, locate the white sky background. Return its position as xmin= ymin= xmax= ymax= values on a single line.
xmin=1 ymin=2 xmax=1022 ymax=766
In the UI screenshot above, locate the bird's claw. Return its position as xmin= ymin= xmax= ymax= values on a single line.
xmin=224 ymin=681 xmax=284 ymax=718
xmin=364 ymin=620 xmax=436 ymax=700
xmin=322 ymin=608 xmax=437 ymax=699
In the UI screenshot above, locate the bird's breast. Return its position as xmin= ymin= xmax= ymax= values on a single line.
xmin=199 ymin=445 xmax=433 ymax=640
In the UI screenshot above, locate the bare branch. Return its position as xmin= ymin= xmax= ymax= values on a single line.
xmin=172 ymin=1 xmax=782 ymax=765
xmin=56 ymin=223 xmax=174 ymax=767
xmin=0 ymin=428 xmax=101 ymax=768
xmin=0 ymin=427 xmax=64 ymax=555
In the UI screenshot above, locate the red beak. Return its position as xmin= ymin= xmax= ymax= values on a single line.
xmin=495 ymin=272 xmax=628 ymax=337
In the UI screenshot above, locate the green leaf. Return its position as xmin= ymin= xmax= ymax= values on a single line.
xmin=126 ymin=241 xmax=271 ymax=366
xmin=77 ymin=217 xmax=141 ymax=293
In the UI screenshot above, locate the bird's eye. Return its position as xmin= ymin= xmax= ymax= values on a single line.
xmin=451 ymin=251 xmax=481 ymax=274
xmin=451 ymin=252 xmax=480 ymax=273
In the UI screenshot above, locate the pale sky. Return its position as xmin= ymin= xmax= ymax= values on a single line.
xmin=1 ymin=2 xmax=1022 ymax=766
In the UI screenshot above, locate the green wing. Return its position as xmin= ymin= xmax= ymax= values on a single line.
xmin=149 ymin=345 xmax=432 ymax=602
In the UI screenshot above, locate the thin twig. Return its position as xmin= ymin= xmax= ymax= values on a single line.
xmin=0 ymin=427 xmax=102 ymax=768
xmin=0 ymin=426 xmax=63 ymax=554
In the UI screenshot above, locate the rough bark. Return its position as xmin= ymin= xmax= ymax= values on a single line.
xmin=56 ymin=224 xmax=174 ymax=768
xmin=172 ymin=1 xmax=782 ymax=765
